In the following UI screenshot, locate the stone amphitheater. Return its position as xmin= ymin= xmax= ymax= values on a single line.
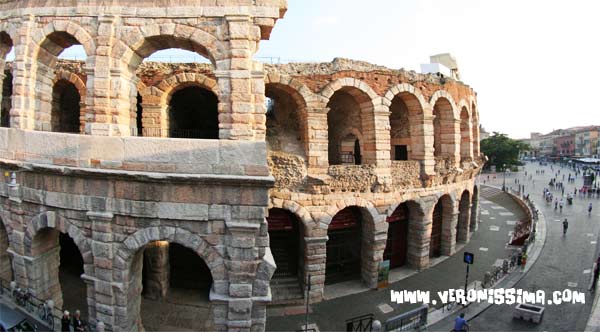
xmin=0 ymin=1 xmax=484 ymax=331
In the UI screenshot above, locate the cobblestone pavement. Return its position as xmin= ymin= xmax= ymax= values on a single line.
xmin=430 ymin=162 xmax=600 ymax=332
xmin=266 ymin=188 xmax=528 ymax=332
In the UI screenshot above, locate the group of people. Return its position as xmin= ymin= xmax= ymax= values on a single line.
xmin=61 ymin=309 xmax=86 ymax=332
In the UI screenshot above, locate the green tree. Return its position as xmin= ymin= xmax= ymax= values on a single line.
xmin=480 ymin=132 xmax=530 ymax=171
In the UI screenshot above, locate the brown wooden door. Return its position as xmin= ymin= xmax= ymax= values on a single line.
xmin=430 ymin=203 xmax=443 ymax=257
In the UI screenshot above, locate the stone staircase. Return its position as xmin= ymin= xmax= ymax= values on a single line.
xmin=271 ymin=276 xmax=304 ymax=304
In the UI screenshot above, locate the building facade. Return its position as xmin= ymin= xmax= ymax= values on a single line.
xmin=0 ymin=1 xmax=483 ymax=331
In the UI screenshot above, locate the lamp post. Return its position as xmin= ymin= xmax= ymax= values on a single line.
xmin=502 ymin=164 xmax=507 ymax=191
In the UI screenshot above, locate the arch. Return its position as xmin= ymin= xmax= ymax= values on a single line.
xmin=471 ymin=100 xmax=480 ymax=156
xmin=269 ymin=197 xmax=315 ymax=230
xmin=139 ymin=72 xmax=219 ymax=138
xmin=31 ymin=21 xmax=95 ymax=58
xmin=384 ymin=201 xmax=423 ymax=269
xmin=265 ymin=74 xmax=312 ymax=109
xmin=265 ymin=81 xmax=309 ymax=157
xmin=430 ymin=194 xmax=456 ymax=258
xmin=459 ymin=105 xmax=472 ymax=160
xmin=0 ymin=29 xmax=15 ymax=128
xmin=321 ymin=198 xmax=382 ymax=227
xmin=0 ymin=216 xmax=12 ymax=282
xmin=113 ymin=24 xmax=224 ymax=69
xmin=31 ymin=23 xmax=91 ymax=132
xmin=320 ymin=77 xmax=379 ymax=102
xmin=430 ymin=91 xmax=458 ymax=160
xmin=116 ymin=226 xmax=224 ymax=331
xmin=52 ymin=71 xmax=86 ymax=133
xmin=429 ymin=90 xmax=458 ymax=120
xmin=384 ymin=84 xmax=427 ymax=162
xmin=24 ymin=211 xmax=91 ymax=263
xmin=117 ymin=226 xmax=224 ymax=280
xmin=323 ymin=79 xmax=378 ymax=165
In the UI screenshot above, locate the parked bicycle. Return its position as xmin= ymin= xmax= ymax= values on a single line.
xmin=13 ymin=287 xmax=34 ymax=312
xmin=38 ymin=300 xmax=55 ymax=330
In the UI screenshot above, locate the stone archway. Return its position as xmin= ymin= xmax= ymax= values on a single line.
xmin=0 ymin=217 xmax=12 ymax=282
xmin=115 ymin=226 xmax=226 ymax=332
xmin=23 ymin=212 xmax=91 ymax=316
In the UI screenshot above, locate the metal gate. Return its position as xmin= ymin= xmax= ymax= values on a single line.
xmin=267 ymin=208 xmax=300 ymax=279
xmin=326 ymin=207 xmax=362 ymax=284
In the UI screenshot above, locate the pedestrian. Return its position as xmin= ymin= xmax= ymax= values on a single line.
xmin=589 ymin=203 xmax=593 ymax=216
xmin=73 ymin=310 xmax=85 ymax=332
xmin=61 ymin=310 xmax=71 ymax=332
xmin=563 ymin=218 xmax=569 ymax=236
xmin=453 ymin=313 xmax=469 ymax=332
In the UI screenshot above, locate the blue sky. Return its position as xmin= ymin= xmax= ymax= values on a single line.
xmin=8 ymin=0 xmax=600 ymax=138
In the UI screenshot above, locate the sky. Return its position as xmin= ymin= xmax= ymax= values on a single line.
xmin=7 ymin=0 xmax=599 ymax=139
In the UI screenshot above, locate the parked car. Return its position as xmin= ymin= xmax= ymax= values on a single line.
xmin=0 ymin=303 xmax=38 ymax=332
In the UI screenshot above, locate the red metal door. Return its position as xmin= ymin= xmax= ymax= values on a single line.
xmin=384 ymin=205 xmax=409 ymax=268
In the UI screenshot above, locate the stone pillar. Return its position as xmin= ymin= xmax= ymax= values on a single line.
xmin=441 ymin=211 xmax=459 ymax=256
xmin=407 ymin=208 xmax=431 ymax=270
xmin=86 ymin=15 xmax=130 ymax=136
xmin=449 ymin=119 xmax=461 ymax=168
xmin=457 ymin=205 xmax=471 ymax=243
xmin=421 ymin=114 xmax=435 ymax=176
xmin=372 ymin=104 xmax=392 ymax=167
xmin=140 ymin=104 xmax=167 ymax=137
xmin=87 ymin=211 xmax=115 ymax=330
xmin=303 ymin=236 xmax=327 ymax=302
xmin=470 ymin=194 xmax=480 ymax=232
xmin=217 ymin=15 xmax=262 ymax=140
xmin=23 ymin=247 xmax=62 ymax=307
xmin=10 ymin=14 xmax=35 ymax=130
xmin=221 ymin=219 xmax=263 ymax=332
xmin=306 ymin=107 xmax=329 ymax=171
xmin=142 ymin=241 xmax=170 ymax=300
xmin=0 ymin=218 xmax=13 ymax=282
xmin=362 ymin=216 xmax=387 ymax=289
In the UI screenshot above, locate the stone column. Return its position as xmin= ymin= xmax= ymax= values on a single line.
xmin=470 ymin=194 xmax=480 ymax=232
xmin=407 ymin=206 xmax=432 ymax=270
xmin=217 ymin=15 xmax=262 ymax=140
xmin=441 ymin=210 xmax=459 ymax=256
xmin=10 ymin=14 xmax=35 ymax=130
xmin=303 ymin=236 xmax=327 ymax=302
xmin=421 ymin=113 xmax=435 ymax=176
xmin=457 ymin=205 xmax=471 ymax=243
xmin=362 ymin=216 xmax=387 ymax=289
xmin=449 ymin=119 xmax=461 ymax=168
xmin=87 ymin=211 xmax=115 ymax=329
xmin=142 ymin=241 xmax=170 ymax=300
xmin=23 ymin=247 xmax=62 ymax=307
xmin=222 ymin=219 xmax=263 ymax=332
xmin=85 ymin=15 xmax=131 ymax=136
xmin=305 ymin=107 xmax=329 ymax=171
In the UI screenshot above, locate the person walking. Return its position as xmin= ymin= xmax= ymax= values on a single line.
xmin=589 ymin=203 xmax=593 ymax=216
xmin=61 ymin=311 xmax=71 ymax=332
xmin=73 ymin=310 xmax=85 ymax=332
xmin=453 ymin=313 xmax=469 ymax=332
xmin=563 ymin=218 xmax=569 ymax=236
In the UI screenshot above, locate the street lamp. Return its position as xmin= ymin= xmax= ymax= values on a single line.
xmin=502 ymin=164 xmax=506 ymax=191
